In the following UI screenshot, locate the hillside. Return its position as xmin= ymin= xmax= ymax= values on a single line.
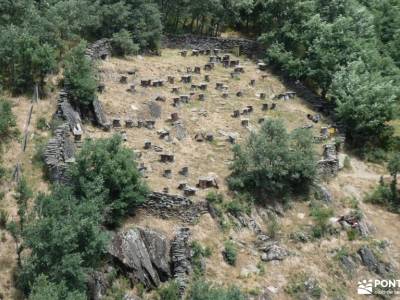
xmin=1 ymin=46 xmax=398 ymax=300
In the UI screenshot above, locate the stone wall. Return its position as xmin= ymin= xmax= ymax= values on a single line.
xmin=86 ymin=39 xmax=112 ymax=61
xmin=163 ymin=35 xmax=264 ymax=58
xmin=139 ymin=192 xmax=209 ymax=223
xmin=43 ymin=123 xmax=75 ymax=183
xmin=317 ymin=144 xmax=339 ymax=177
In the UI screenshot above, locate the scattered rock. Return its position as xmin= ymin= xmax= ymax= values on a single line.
xmin=261 ymin=244 xmax=288 ymax=262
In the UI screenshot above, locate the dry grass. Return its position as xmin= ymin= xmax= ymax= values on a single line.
xmin=0 ymin=49 xmax=397 ymax=300
xmin=93 ymin=49 xmax=327 ymax=199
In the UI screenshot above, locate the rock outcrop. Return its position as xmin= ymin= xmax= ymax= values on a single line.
xmin=108 ymin=227 xmax=171 ymax=289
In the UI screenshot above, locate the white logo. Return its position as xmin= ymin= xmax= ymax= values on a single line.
xmin=358 ymin=279 xmax=373 ymax=295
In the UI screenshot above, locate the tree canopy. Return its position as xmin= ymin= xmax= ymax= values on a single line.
xmin=228 ymin=119 xmax=317 ymax=202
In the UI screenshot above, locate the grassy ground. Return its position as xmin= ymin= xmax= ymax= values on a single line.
xmin=0 ymin=49 xmax=397 ymax=299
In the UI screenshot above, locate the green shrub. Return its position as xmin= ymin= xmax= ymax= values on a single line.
xmin=191 ymin=241 xmax=212 ymax=276
xmin=267 ymin=213 xmax=281 ymax=239
xmin=188 ymin=280 xmax=245 ymax=300
xmin=0 ymin=98 xmax=18 ymax=143
xmin=285 ymin=273 xmax=322 ymax=300
xmin=111 ymin=29 xmax=139 ymax=57
xmin=0 ymin=208 xmax=8 ymax=229
xmin=206 ymin=191 xmax=223 ymax=204
xmin=158 ymin=280 xmax=180 ymax=300
xmin=223 ymin=241 xmax=237 ymax=266
xmin=225 ymin=199 xmax=245 ymax=217
xmin=346 ymin=229 xmax=359 ymax=241
xmin=228 ymin=119 xmax=316 ymax=202
xmin=310 ymin=204 xmax=334 ymax=238
xmin=0 ymin=165 xmax=6 ymax=182
xmin=343 ymin=156 xmax=352 ymax=170
xmin=36 ymin=117 xmax=47 ymax=131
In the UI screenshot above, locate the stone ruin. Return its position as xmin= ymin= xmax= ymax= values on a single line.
xmin=163 ymin=35 xmax=264 ymax=58
xmin=138 ymin=192 xmax=209 ymax=223
xmin=56 ymin=88 xmax=83 ymax=141
xmin=44 ymin=123 xmax=75 ymax=183
xmin=171 ymin=228 xmax=192 ymax=296
xmin=85 ymin=38 xmax=112 ymax=61
xmin=317 ymin=143 xmax=339 ymax=177
xmin=274 ymin=91 xmax=296 ymax=100
xmin=197 ymin=175 xmax=219 ymax=189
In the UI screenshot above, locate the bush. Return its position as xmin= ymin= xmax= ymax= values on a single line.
xmin=157 ymin=280 xmax=180 ymax=300
xmin=228 ymin=119 xmax=316 ymax=203
xmin=286 ymin=273 xmax=322 ymax=300
xmin=206 ymin=191 xmax=224 ymax=204
xmin=189 ymin=280 xmax=245 ymax=300
xmin=68 ymin=134 xmax=148 ymax=226
xmin=223 ymin=241 xmax=237 ymax=266
xmin=267 ymin=213 xmax=281 ymax=239
xmin=310 ymin=204 xmax=334 ymax=238
xmin=36 ymin=117 xmax=47 ymax=131
xmin=0 ymin=98 xmax=18 ymax=143
xmin=191 ymin=241 xmax=212 ymax=276
xmin=111 ymin=29 xmax=139 ymax=57
xmin=225 ymin=199 xmax=245 ymax=217
xmin=0 ymin=208 xmax=8 ymax=229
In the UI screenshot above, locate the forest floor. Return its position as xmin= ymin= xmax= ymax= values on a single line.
xmin=0 ymin=49 xmax=399 ymax=300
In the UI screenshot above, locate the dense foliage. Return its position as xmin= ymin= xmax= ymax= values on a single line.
xmin=69 ymin=134 xmax=148 ymax=226
xmin=0 ymin=0 xmax=162 ymax=94
xmin=63 ymin=42 xmax=98 ymax=110
xmin=11 ymin=135 xmax=147 ymax=297
xmin=228 ymin=119 xmax=317 ymax=202
xmin=366 ymin=153 xmax=400 ymax=212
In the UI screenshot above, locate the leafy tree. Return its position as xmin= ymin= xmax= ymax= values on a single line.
xmin=330 ymin=60 xmax=397 ymax=148
xmin=69 ymin=134 xmax=148 ymax=226
xmin=228 ymin=119 xmax=316 ymax=202
xmin=111 ymin=29 xmax=139 ymax=56
xmin=18 ymin=185 xmax=108 ymax=294
xmin=0 ymin=25 xmax=57 ymax=94
xmin=63 ymin=42 xmax=97 ymax=110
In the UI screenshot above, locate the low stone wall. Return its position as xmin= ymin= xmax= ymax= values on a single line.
xmin=139 ymin=192 xmax=209 ymax=223
xmin=163 ymin=34 xmax=264 ymax=58
xmin=86 ymin=39 xmax=112 ymax=61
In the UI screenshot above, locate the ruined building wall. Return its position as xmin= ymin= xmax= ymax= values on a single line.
xmin=163 ymin=35 xmax=264 ymax=58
